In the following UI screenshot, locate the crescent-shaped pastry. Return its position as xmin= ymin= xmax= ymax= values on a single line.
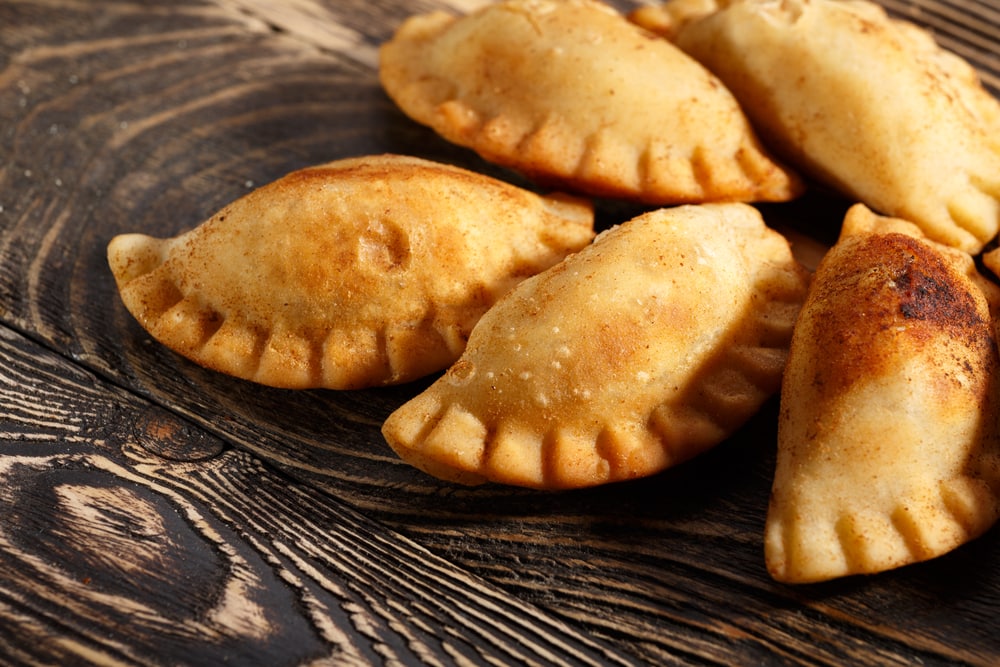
xmin=632 ymin=0 xmax=1000 ymax=253
xmin=378 ymin=0 xmax=802 ymax=205
xmin=381 ymin=203 xmax=809 ymax=489
xmin=766 ymin=204 xmax=1000 ymax=583
xmin=107 ymin=154 xmax=595 ymax=389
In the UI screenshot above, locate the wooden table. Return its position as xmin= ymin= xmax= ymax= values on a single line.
xmin=2 ymin=0 xmax=998 ymax=664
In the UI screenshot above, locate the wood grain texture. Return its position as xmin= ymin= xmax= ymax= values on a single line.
xmin=0 ymin=325 xmax=634 ymax=665
xmin=1 ymin=0 xmax=999 ymax=664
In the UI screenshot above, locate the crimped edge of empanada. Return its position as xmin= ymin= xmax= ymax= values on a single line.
xmin=107 ymin=235 xmax=474 ymax=389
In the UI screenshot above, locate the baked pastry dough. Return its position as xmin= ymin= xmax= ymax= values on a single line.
xmin=633 ymin=0 xmax=1000 ymax=253
xmin=107 ymin=154 xmax=595 ymax=389
xmin=767 ymin=204 xmax=1000 ymax=583
xmin=379 ymin=0 xmax=801 ymax=205
xmin=382 ymin=203 xmax=809 ymax=489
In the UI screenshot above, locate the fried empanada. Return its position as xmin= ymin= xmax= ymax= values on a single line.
xmin=378 ymin=0 xmax=801 ymax=205
xmin=633 ymin=0 xmax=1000 ymax=253
xmin=766 ymin=204 xmax=1000 ymax=583
xmin=382 ymin=204 xmax=809 ymax=489
xmin=107 ymin=154 xmax=595 ymax=389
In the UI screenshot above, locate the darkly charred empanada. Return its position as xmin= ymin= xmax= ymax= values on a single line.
xmin=634 ymin=0 xmax=1000 ymax=253
xmin=767 ymin=204 xmax=1000 ymax=583
xmin=379 ymin=0 xmax=801 ymax=205
xmin=108 ymin=154 xmax=595 ymax=389
xmin=382 ymin=203 xmax=809 ymax=489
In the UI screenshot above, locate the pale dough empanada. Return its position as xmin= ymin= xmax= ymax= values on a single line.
xmin=767 ymin=204 xmax=1000 ymax=583
xmin=107 ymin=154 xmax=595 ymax=389
xmin=381 ymin=204 xmax=809 ymax=489
xmin=378 ymin=0 xmax=802 ymax=205
xmin=633 ymin=0 xmax=1000 ymax=253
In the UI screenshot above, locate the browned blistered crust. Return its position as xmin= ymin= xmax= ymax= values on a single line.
xmin=805 ymin=232 xmax=991 ymax=395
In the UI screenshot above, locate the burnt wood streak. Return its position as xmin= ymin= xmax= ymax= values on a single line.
xmin=1 ymin=0 xmax=999 ymax=665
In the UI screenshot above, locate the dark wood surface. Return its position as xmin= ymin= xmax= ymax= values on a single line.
xmin=2 ymin=0 xmax=999 ymax=664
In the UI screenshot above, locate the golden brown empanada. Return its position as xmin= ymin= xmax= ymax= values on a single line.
xmin=633 ymin=0 xmax=1000 ymax=253
xmin=766 ymin=204 xmax=1000 ymax=583
xmin=379 ymin=0 xmax=801 ymax=205
xmin=381 ymin=203 xmax=809 ymax=489
xmin=107 ymin=154 xmax=595 ymax=389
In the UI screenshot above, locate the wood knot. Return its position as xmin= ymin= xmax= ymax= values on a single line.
xmin=130 ymin=406 xmax=225 ymax=462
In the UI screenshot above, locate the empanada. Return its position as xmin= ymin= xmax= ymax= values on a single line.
xmin=378 ymin=0 xmax=801 ymax=205
xmin=107 ymin=154 xmax=595 ymax=389
xmin=633 ymin=0 xmax=1000 ymax=253
xmin=381 ymin=204 xmax=809 ymax=489
xmin=766 ymin=204 xmax=1000 ymax=583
